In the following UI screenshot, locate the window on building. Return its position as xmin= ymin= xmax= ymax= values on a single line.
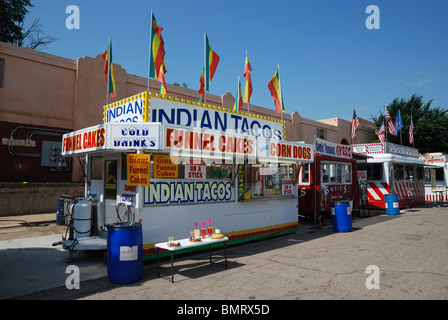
xmin=343 ymin=164 xmax=351 ymax=183
xmin=416 ymin=166 xmax=423 ymax=181
xmin=436 ymin=167 xmax=445 ymax=181
xmin=245 ymin=162 xmax=296 ymax=198
xmin=0 ymin=58 xmax=4 ymax=88
xmin=245 ymin=164 xmax=263 ymax=197
xmin=410 ymin=165 xmax=414 ymax=181
xmin=321 ymin=163 xmax=330 ymax=183
xmin=321 ymin=161 xmax=352 ymax=184
xmin=394 ymin=164 xmax=404 ymax=180
xmin=316 ymin=128 xmax=326 ymax=140
xmin=299 ymin=163 xmax=310 ymax=184
xmin=367 ymin=163 xmax=383 ymax=181
xmin=90 ymin=157 xmax=103 ymax=179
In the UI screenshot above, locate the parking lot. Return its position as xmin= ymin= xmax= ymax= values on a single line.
xmin=1 ymin=203 xmax=447 ymax=302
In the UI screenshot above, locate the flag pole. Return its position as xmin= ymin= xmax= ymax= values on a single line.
xmin=399 ymin=109 xmax=402 ymax=145
xmin=147 ymin=10 xmax=154 ymax=92
xmin=384 ymin=103 xmax=388 ymax=143
xmin=246 ymin=50 xmax=250 ymax=114
xmin=106 ymin=35 xmax=111 ymax=106
xmin=237 ymin=76 xmax=240 ymax=111
xmin=204 ymin=33 xmax=207 ymax=105
xmin=411 ymin=115 xmax=415 ymax=148
xmin=351 ymin=106 xmax=354 ymax=145
xmin=278 ymin=64 xmax=283 ymax=122
xmin=400 ymin=125 xmax=403 ymax=145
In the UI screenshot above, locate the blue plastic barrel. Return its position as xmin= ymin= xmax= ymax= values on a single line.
xmin=385 ymin=194 xmax=400 ymax=215
xmin=331 ymin=200 xmax=352 ymax=232
xmin=107 ymin=222 xmax=143 ymax=284
xmin=56 ymin=198 xmax=65 ymax=225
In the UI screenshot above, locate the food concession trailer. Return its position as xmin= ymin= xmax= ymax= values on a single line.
xmin=57 ymin=92 xmax=314 ymax=260
xmin=420 ymin=153 xmax=448 ymax=202
xmin=297 ymin=138 xmax=358 ymax=219
xmin=352 ymin=142 xmax=425 ymax=209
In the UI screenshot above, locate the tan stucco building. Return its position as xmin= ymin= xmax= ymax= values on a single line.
xmin=0 ymin=41 xmax=376 ymax=184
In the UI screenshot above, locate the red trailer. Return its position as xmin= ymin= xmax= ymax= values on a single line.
xmin=298 ymin=138 xmax=359 ymax=219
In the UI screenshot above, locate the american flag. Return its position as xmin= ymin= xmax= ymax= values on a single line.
xmin=386 ymin=110 xmax=396 ymax=135
xmin=409 ymin=116 xmax=414 ymax=144
xmin=378 ymin=121 xmax=385 ymax=143
xmin=351 ymin=109 xmax=360 ymax=139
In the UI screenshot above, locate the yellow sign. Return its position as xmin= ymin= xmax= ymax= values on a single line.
xmin=127 ymin=154 xmax=150 ymax=186
xmin=153 ymin=154 xmax=178 ymax=178
xmin=103 ymin=92 xmax=150 ymax=123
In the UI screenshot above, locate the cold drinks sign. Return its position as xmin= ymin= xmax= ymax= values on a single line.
xmin=61 ymin=123 xmax=161 ymax=156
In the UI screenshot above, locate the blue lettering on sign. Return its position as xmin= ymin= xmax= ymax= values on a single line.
xmin=201 ymin=110 xmax=212 ymax=129
xmin=325 ymin=145 xmax=336 ymax=155
xmin=106 ymin=100 xmax=143 ymax=123
xmin=177 ymin=109 xmax=191 ymax=126
xmin=259 ymin=144 xmax=269 ymax=153
xmin=113 ymin=125 xmax=156 ymax=148
xmin=215 ymin=112 xmax=227 ymax=132
xmin=151 ymin=107 xmax=283 ymax=140
xmin=316 ymin=139 xmax=337 ymax=156
xmin=145 ymin=181 xmax=233 ymax=205
xmin=250 ymin=120 xmax=260 ymax=136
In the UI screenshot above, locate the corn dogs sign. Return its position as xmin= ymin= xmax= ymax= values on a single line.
xmin=163 ymin=125 xmax=314 ymax=163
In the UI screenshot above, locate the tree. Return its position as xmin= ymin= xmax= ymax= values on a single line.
xmin=16 ymin=17 xmax=57 ymax=50
xmin=173 ymin=82 xmax=188 ymax=88
xmin=0 ymin=0 xmax=56 ymax=50
xmin=0 ymin=0 xmax=31 ymax=44
xmin=371 ymin=94 xmax=448 ymax=154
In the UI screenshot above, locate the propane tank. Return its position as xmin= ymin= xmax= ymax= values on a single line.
xmin=73 ymin=199 xmax=92 ymax=239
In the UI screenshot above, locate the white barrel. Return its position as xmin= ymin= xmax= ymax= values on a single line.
xmin=73 ymin=199 xmax=92 ymax=239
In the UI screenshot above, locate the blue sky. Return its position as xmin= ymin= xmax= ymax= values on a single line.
xmin=25 ymin=0 xmax=448 ymax=123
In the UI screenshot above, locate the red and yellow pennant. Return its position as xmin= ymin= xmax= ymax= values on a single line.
xmin=205 ymin=34 xmax=220 ymax=93
xmin=268 ymin=68 xmax=285 ymax=114
xmin=198 ymin=68 xmax=205 ymax=102
xmin=158 ymin=59 xmax=167 ymax=95
xmin=102 ymin=37 xmax=116 ymax=98
xmin=243 ymin=55 xmax=252 ymax=104
xmin=149 ymin=12 xmax=167 ymax=93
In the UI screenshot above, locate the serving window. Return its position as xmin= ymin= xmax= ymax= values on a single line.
xmin=121 ymin=153 xmax=297 ymax=201
xmin=321 ymin=161 xmax=351 ymax=184
xmin=297 ymin=163 xmax=310 ymax=184
xmin=393 ymin=163 xmax=424 ymax=181
xmin=367 ymin=163 xmax=383 ymax=181
xmin=244 ymin=162 xmax=296 ymax=199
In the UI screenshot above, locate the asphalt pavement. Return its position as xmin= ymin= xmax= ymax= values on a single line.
xmin=1 ymin=203 xmax=447 ymax=301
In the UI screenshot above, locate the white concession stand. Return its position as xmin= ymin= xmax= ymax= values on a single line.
xmin=420 ymin=153 xmax=448 ymax=202
xmin=59 ymin=92 xmax=314 ymax=260
xmin=352 ymin=142 xmax=425 ymax=209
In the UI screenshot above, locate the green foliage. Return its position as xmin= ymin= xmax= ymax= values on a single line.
xmin=0 ymin=0 xmax=32 ymax=44
xmin=371 ymin=94 xmax=448 ymax=154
